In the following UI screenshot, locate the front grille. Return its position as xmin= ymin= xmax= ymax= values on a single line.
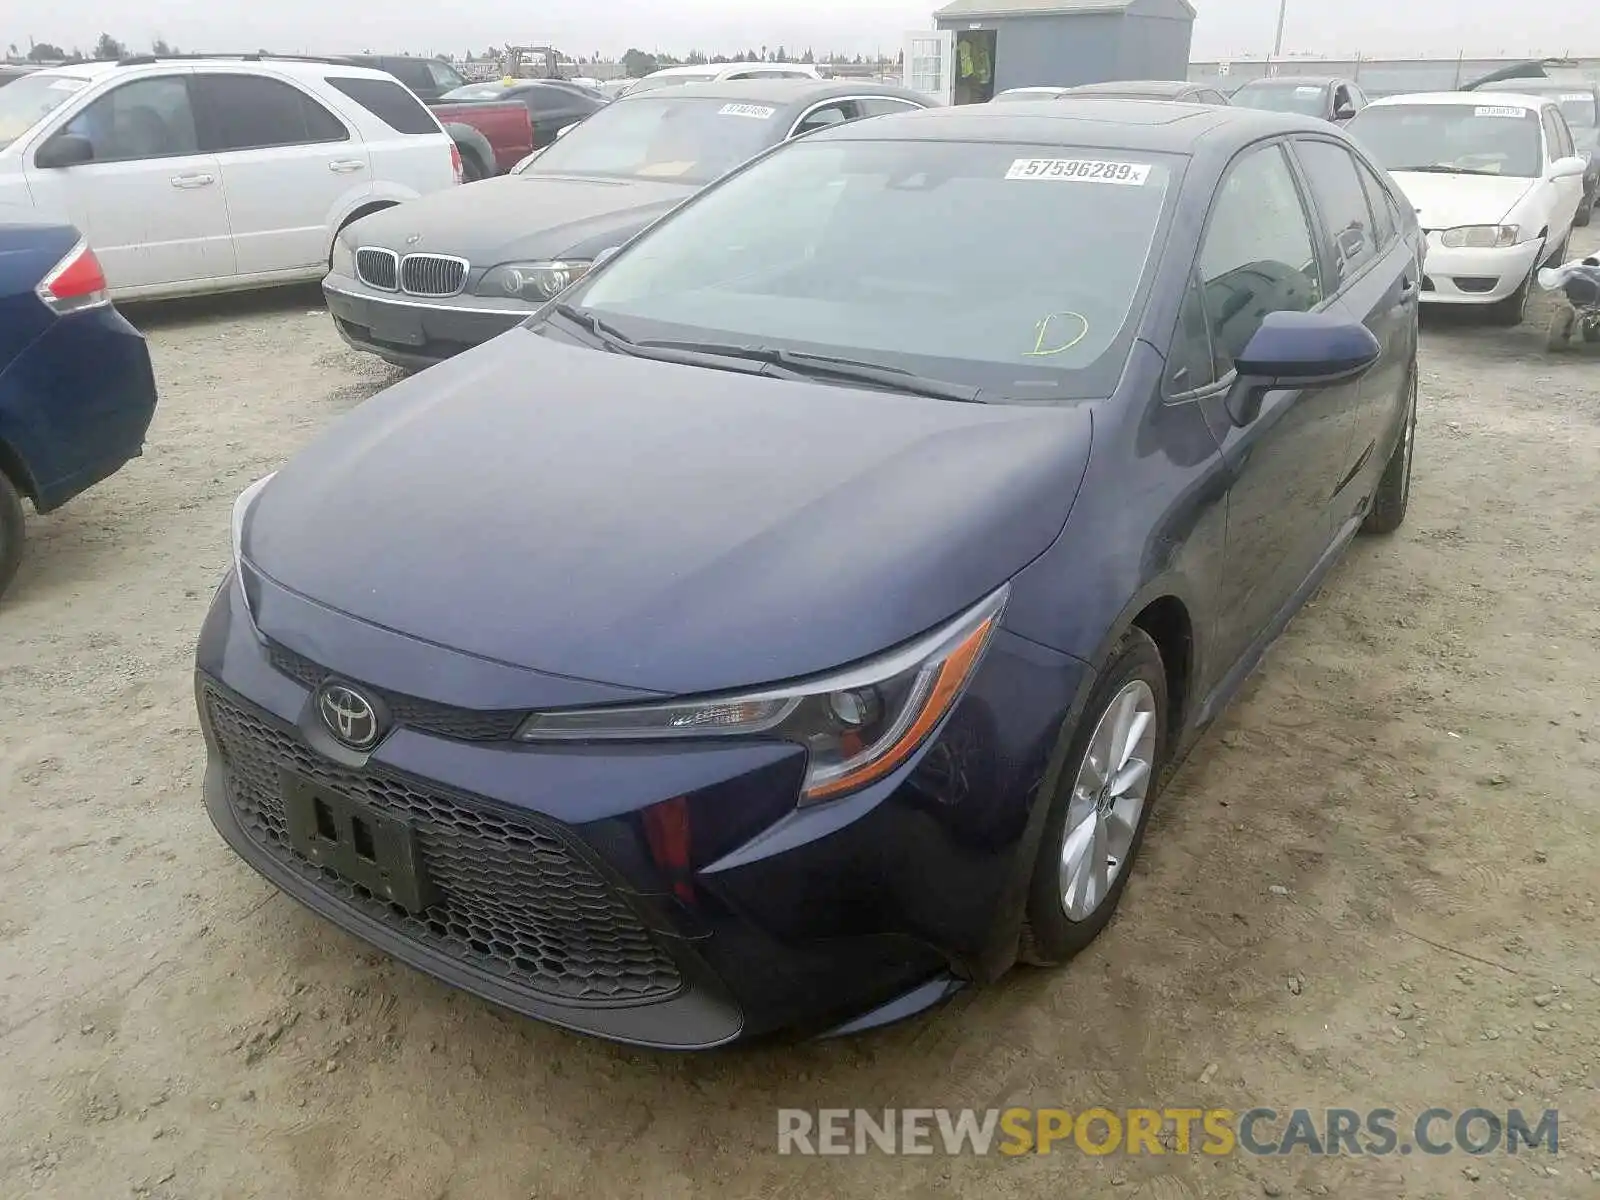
xmin=400 ymin=253 xmax=468 ymax=297
xmin=267 ymin=642 xmax=526 ymax=741
xmin=206 ymin=688 xmax=683 ymax=1005
xmin=355 ymin=247 xmax=398 ymax=291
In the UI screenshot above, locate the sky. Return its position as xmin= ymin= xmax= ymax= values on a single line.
xmin=8 ymin=0 xmax=1600 ymax=63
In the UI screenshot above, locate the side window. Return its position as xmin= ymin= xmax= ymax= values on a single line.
xmin=855 ymin=97 xmax=924 ymax=117
xmin=194 ymin=74 xmax=348 ymax=152
xmin=522 ymin=88 xmax=570 ymax=115
xmin=791 ymin=102 xmax=855 ymax=136
xmin=1168 ymin=270 xmax=1218 ymax=393
xmin=385 ymin=61 xmax=431 ymax=92
xmin=325 ymin=77 xmax=440 ymax=135
xmin=1197 ymin=143 xmax=1322 ymax=375
xmin=1354 ymin=159 xmax=1397 ymax=248
xmin=426 ymin=60 xmax=465 ymax=91
xmin=1294 ymin=139 xmax=1376 ymax=288
xmin=1543 ymin=108 xmax=1574 ymax=160
xmin=62 ymin=76 xmax=199 ymax=163
xmin=1348 ymin=84 xmax=1367 ymax=108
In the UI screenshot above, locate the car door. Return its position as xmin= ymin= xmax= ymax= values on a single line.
xmin=192 ymin=71 xmax=368 ymax=277
xmin=22 ymin=71 xmax=234 ymax=292
xmin=1541 ymin=105 xmax=1583 ymax=239
xmin=1184 ymin=140 xmax=1353 ymax=672
xmin=1289 ymin=136 xmax=1412 ymax=528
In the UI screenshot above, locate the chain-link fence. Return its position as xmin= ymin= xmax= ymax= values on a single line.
xmin=1188 ymin=55 xmax=1600 ymax=96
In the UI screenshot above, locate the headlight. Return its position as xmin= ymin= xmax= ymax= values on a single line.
xmin=329 ymin=239 xmax=355 ymax=278
xmin=1439 ymin=225 xmax=1520 ymax=249
xmin=517 ymin=587 xmax=1008 ymax=804
xmin=475 ymin=260 xmax=592 ymax=302
xmin=231 ymin=473 xmax=275 ymax=603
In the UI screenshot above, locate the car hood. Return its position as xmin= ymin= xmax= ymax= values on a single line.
xmin=344 ymin=173 xmax=698 ymax=265
xmin=243 ymin=330 xmax=1094 ymax=696
xmin=1388 ymin=171 xmax=1537 ymax=229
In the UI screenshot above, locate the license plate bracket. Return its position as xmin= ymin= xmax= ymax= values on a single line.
xmin=282 ymin=773 xmax=434 ymax=913
xmin=365 ymin=305 xmax=426 ymax=348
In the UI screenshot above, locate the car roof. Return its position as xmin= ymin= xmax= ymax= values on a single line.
xmin=1235 ymin=75 xmax=1338 ymax=87
xmin=619 ymin=78 xmax=923 ymax=107
xmin=1478 ymin=77 xmax=1597 ymax=95
xmin=1064 ymin=79 xmax=1196 ymax=97
xmin=814 ymin=98 xmax=1327 ymax=154
xmin=1368 ymin=91 xmax=1550 ymax=110
xmin=24 ymin=56 xmax=399 ymax=84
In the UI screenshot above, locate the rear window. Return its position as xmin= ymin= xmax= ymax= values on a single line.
xmin=1479 ymin=83 xmax=1598 ymax=130
xmin=520 ymin=94 xmax=782 ymax=184
xmin=325 ymin=76 xmax=441 ymax=135
xmin=0 ymin=73 xmax=90 ymax=149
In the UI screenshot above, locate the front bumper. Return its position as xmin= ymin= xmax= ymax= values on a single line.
xmin=322 ymin=276 xmax=531 ymax=370
xmin=1419 ymin=237 xmax=1542 ymax=305
xmin=195 ymin=573 xmax=1087 ymax=1047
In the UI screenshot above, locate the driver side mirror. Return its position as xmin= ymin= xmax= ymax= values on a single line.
xmin=35 ymin=133 xmax=95 ymax=170
xmin=1224 ymin=310 xmax=1381 ymax=426
xmin=1333 ymin=101 xmax=1357 ymax=121
xmin=1548 ymin=155 xmax=1587 ymax=181
xmin=593 ymin=245 xmax=620 ymax=266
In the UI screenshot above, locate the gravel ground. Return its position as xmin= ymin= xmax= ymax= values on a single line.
xmin=3 ymin=233 xmax=1600 ymax=1199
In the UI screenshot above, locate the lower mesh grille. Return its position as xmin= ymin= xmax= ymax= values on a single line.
xmin=206 ymin=688 xmax=683 ymax=1005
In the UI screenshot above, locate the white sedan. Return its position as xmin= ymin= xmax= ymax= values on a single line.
xmin=1347 ymin=92 xmax=1587 ymax=324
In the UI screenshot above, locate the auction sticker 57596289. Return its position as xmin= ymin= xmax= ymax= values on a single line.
xmin=1005 ymin=158 xmax=1151 ymax=184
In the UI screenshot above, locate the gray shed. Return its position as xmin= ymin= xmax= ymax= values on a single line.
xmin=930 ymin=0 xmax=1196 ymax=103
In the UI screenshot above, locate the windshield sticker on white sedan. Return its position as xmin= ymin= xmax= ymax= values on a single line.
xmin=48 ymin=78 xmax=89 ymax=91
xmin=1005 ymin=157 xmax=1151 ymax=184
xmin=1563 ymin=93 xmax=1592 ymax=102
xmin=718 ymin=103 xmax=776 ymax=119
xmin=1474 ymin=105 xmax=1526 ymax=118
xmin=1296 ymin=85 xmax=1321 ymax=94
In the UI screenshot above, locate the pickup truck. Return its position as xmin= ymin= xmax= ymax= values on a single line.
xmin=338 ymin=54 xmax=535 ymax=181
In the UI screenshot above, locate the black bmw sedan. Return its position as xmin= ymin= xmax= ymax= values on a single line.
xmin=204 ymin=100 xmax=1422 ymax=1047
xmin=322 ymin=78 xmax=931 ymax=370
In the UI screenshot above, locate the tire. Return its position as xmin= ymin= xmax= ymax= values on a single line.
xmin=1019 ymin=627 xmax=1168 ymax=966
xmin=1576 ymin=192 xmax=1594 ymax=228
xmin=1361 ymin=364 xmax=1416 ymax=536
xmin=1486 ymin=259 xmax=1536 ymax=326
xmin=0 ymin=467 xmax=26 ymax=602
xmin=460 ymin=151 xmax=487 ymax=184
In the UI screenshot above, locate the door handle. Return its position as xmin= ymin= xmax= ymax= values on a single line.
xmin=328 ymin=159 xmax=366 ymax=173
xmin=1399 ymin=277 xmax=1419 ymax=305
xmin=170 ymin=172 xmax=214 ymax=188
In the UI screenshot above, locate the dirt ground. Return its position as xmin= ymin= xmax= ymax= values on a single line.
xmin=3 ymin=230 xmax=1600 ymax=1200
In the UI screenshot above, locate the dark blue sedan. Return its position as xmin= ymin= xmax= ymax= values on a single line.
xmin=197 ymin=100 xmax=1421 ymax=1047
xmin=0 ymin=211 xmax=158 ymax=599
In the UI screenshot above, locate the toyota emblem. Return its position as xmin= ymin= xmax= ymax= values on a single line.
xmin=317 ymin=682 xmax=383 ymax=749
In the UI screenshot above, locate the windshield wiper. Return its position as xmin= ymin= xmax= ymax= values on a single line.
xmin=632 ymin=339 xmax=985 ymax=403
xmin=1392 ymin=164 xmax=1503 ymax=176
xmin=549 ymin=302 xmax=636 ymax=349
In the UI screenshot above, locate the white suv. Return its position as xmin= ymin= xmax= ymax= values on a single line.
xmin=0 ymin=55 xmax=461 ymax=300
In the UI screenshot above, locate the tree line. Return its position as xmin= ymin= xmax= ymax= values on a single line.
xmin=8 ymin=34 xmax=174 ymax=63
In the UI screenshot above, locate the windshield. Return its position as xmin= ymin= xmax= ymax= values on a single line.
xmin=625 ymin=73 xmax=716 ymax=96
xmin=1480 ymin=84 xmax=1597 ymax=129
xmin=441 ymin=82 xmax=515 ymax=101
xmin=1348 ymin=103 xmax=1543 ymax=177
xmin=558 ymin=138 xmax=1176 ymax=400
xmin=1231 ymin=81 xmax=1327 ymax=116
xmin=519 ymin=95 xmax=783 ymax=184
xmin=0 ymin=72 xmax=90 ymax=149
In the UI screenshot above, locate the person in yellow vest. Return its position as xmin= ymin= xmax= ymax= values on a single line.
xmin=955 ymin=34 xmax=993 ymax=104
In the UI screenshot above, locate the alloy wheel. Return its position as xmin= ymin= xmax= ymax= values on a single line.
xmin=1059 ymin=679 xmax=1158 ymax=922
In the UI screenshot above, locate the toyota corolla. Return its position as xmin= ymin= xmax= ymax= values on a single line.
xmin=198 ymin=100 xmax=1421 ymax=1047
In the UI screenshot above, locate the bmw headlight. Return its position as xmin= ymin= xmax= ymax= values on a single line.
xmin=231 ymin=473 xmax=275 ymax=605
xmin=329 ymin=238 xmax=356 ymax=278
xmin=516 ymin=587 xmax=1007 ymax=805
xmin=1439 ymin=224 xmax=1520 ymax=249
xmin=475 ymin=260 xmax=592 ymax=302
